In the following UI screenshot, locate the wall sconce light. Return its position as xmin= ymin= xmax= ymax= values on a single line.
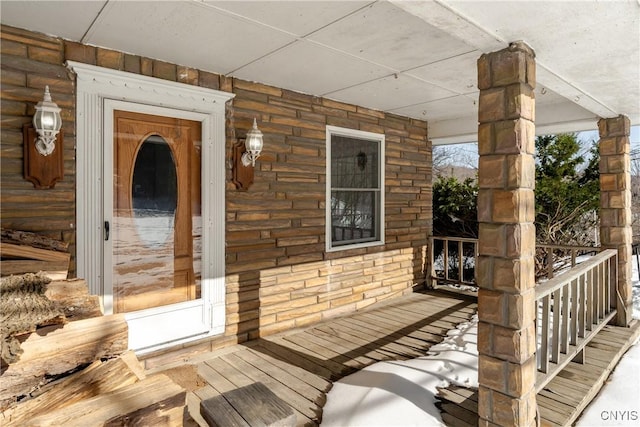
xmin=33 ymin=86 xmax=62 ymax=156
xmin=242 ymin=118 xmax=264 ymax=167
xmin=232 ymin=118 xmax=264 ymax=191
xmin=23 ymin=85 xmax=64 ymax=189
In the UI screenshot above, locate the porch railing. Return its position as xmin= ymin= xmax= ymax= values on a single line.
xmin=534 ymin=249 xmax=618 ymax=391
xmin=429 ymin=236 xmax=600 ymax=288
xmin=535 ymin=244 xmax=599 ymax=281
xmin=429 ymin=236 xmax=478 ymax=288
xmin=429 ymin=236 xmax=620 ymax=392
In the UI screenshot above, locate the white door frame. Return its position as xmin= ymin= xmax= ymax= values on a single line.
xmin=68 ymin=61 xmax=233 ymax=353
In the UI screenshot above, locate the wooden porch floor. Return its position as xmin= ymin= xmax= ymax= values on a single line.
xmin=174 ymin=289 xmax=478 ymax=427
xmin=437 ymin=320 xmax=640 ymax=427
xmin=157 ymin=288 xmax=638 ymax=427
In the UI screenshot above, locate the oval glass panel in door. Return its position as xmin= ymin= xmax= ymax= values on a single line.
xmin=132 ymin=135 xmax=177 ymax=248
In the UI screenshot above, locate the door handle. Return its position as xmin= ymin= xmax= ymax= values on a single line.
xmin=104 ymin=221 xmax=110 ymax=241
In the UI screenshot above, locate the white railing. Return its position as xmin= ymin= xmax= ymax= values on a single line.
xmin=429 ymin=237 xmax=600 ymax=288
xmin=534 ymin=249 xmax=618 ymax=391
xmin=429 ymin=237 xmax=620 ymax=390
xmin=429 ymin=236 xmax=478 ymax=288
xmin=535 ymin=244 xmax=599 ymax=281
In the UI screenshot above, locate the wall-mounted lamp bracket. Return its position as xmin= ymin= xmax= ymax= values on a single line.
xmin=232 ymin=118 xmax=263 ymax=191
xmin=23 ymin=124 xmax=64 ymax=189
xmin=232 ymin=139 xmax=254 ymax=191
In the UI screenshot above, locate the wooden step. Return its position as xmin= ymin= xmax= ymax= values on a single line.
xmin=201 ymin=381 xmax=295 ymax=427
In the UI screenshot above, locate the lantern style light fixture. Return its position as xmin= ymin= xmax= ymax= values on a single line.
xmin=241 ymin=118 xmax=264 ymax=167
xmin=232 ymin=118 xmax=265 ymax=191
xmin=32 ymin=85 xmax=62 ymax=156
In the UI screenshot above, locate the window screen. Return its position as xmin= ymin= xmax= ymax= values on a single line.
xmin=327 ymin=128 xmax=384 ymax=250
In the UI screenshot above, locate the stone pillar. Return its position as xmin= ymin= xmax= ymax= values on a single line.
xmin=598 ymin=115 xmax=633 ymax=327
xmin=476 ymin=42 xmax=537 ymax=427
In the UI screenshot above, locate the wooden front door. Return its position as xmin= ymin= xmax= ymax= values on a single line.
xmin=112 ymin=111 xmax=201 ymax=313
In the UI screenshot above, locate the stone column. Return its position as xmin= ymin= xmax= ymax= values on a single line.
xmin=476 ymin=42 xmax=537 ymax=427
xmin=598 ymin=115 xmax=633 ymax=327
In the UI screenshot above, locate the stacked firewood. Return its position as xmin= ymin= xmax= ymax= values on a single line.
xmin=0 ymin=228 xmax=71 ymax=280
xmin=0 ymin=231 xmax=187 ymax=426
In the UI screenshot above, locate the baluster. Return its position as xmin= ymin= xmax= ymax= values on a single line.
xmin=547 ymin=249 xmax=554 ymax=279
xmin=561 ymin=285 xmax=570 ymax=354
xmin=578 ymin=273 xmax=586 ymax=338
xmin=610 ymin=255 xmax=618 ymax=313
xmin=586 ymin=268 xmax=594 ymax=330
xmin=604 ymin=258 xmax=610 ymax=313
xmin=444 ymin=239 xmax=449 ymax=282
xmin=570 ymin=278 xmax=578 ymax=345
xmin=540 ymin=296 xmax=550 ymax=373
xmin=551 ymin=288 xmax=561 ymax=363
xmin=593 ymin=264 xmax=600 ymax=323
xmin=458 ymin=240 xmax=463 ymax=284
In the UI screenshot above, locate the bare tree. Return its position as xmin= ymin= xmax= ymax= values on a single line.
xmin=432 ymin=143 xmax=478 ymax=178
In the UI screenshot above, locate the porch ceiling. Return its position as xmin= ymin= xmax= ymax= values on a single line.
xmin=2 ymin=0 xmax=638 ymax=144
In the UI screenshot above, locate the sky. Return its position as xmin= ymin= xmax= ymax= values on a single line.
xmin=437 ymin=125 xmax=640 ymax=169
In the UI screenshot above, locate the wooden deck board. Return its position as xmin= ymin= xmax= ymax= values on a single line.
xmin=437 ymin=320 xmax=640 ymax=427
xmin=220 ymin=352 xmax=317 ymax=423
xmin=329 ymin=317 xmax=427 ymax=357
xmin=234 ymin=349 xmax=326 ymax=405
xmin=252 ymin=340 xmax=337 ymax=381
xmin=317 ymin=320 xmax=416 ymax=360
xmin=342 ymin=314 xmax=438 ymax=353
xmin=305 ymin=327 xmax=392 ymax=362
xmin=169 ymin=287 xmax=636 ymax=427
xmin=243 ymin=347 xmax=332 ymax=393
xmin=184 ymin=290 xmax=476 ymax=426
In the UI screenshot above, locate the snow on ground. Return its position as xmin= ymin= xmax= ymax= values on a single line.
xmin=321 ymin=315 xmax=478 ymax=427
xmin=575 ymin=257 xmax=640 ymax=426
xmin=575 ymin=336 xmax=640 ymax=426
xmin=321 ymin=255 xmax=640 ymax=427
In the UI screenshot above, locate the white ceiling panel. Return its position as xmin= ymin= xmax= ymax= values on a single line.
xmin=207 ymin=0 xmax=373 ymax=37
xmin=0 ymin=0 xmax=637 ymax=144
xmin=535 ymin=100 xmax=599 ymax=131
xmin=308 ymin=0 xmax=474 ymax=71
xmin=391 ymin=94 xmax=477 ymax=122
xmin=439 ymin=0 xmax=640 ymax=123
xmin=326 ymin=73 xmax=457 ymax=112
xmin=85 ymin=1 xmax=296 ymax=74
xmin=405 ymin=50 xmax=479 ymax=95
xmin=231 ymin=39 xmax=394 ymax=96
xmin=0 ymin=1 xmax=106 ymax=41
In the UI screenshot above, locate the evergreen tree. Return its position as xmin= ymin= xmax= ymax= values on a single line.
xmin=432 ymin=133 xmax=599 ymax=245
xmin=433 ymin=176 xmax=478 ymax=238
xmin=535 ymin=133 xmax=599 ymax=245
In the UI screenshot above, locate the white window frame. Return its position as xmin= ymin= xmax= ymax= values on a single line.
xmin=326 ymin=125 xmax=385 ymax=252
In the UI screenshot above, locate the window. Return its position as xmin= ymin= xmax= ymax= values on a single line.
xmin=326 ymin=126 xmax=384 ymax=251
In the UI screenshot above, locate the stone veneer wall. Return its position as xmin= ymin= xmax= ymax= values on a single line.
xmin=476 ymin=42 xmax=537 ymax=427
xmin=226 ymin=80 xmax=431 ymax=341
xmin=598 ymin=115 xmax=633 ymax=326
xmin=1 ymin=26 xmax=76 ymax=265
xmin=1 ymin=25 xmax=432 ymax=358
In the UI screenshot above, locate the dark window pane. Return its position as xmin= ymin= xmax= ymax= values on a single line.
xmin=331 ymin=135 xmax=378 ymax=189
xmin=331 ymin=190 xmax=377 ymax=245
xmin=132 ymin=136 xmax=177 ymax=247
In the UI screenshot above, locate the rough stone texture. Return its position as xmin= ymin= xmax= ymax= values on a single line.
xmin=1 ymin=24 xmax=432 ymax=358
xmin=477 ymin=41 xmax=537 ymax=427
xmin=598 ymin=115 xmax=633 ymax=326
xmin=1 ymin=25 xmax=77 ymax=273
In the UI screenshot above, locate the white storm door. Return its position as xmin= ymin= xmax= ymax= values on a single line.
xmin=70 ymin=62 xmax=231 ymax=354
